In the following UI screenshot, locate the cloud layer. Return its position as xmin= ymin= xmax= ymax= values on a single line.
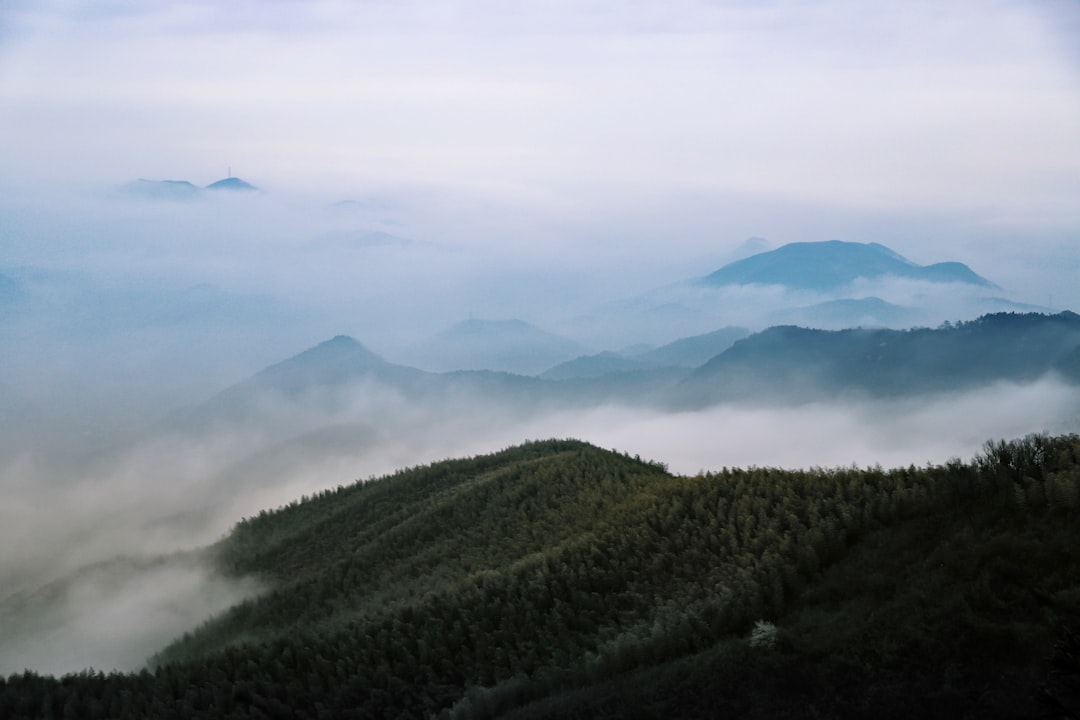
xmin=2 ymin=1 xmax=1078 ymax=217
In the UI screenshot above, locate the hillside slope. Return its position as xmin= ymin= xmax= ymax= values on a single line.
xmin=2 ymin=435 xmax=1078 ymax=718
xmin=681 ymin=311 xmax=1080 ymax=405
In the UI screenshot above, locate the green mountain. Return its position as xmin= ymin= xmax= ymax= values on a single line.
xmin=164 ymin=312 xmax=1080 ymax=442
xmin=681 ymin=311 xmax=1080 ymax=405
xmin=700 ymin=240 xmax=996 ymax=291
xmin=3 ymin=434 xmax=1078 ymax=718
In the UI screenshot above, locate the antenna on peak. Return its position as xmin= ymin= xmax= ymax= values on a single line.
xmin=228 ymin=165 xmax=232 ymax=178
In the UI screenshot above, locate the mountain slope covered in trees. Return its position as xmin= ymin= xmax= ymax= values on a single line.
xmin=683 ymin=311 xmax=1080 ymax=405
xmin=2 ymin=434 xmax=1078 ymax=719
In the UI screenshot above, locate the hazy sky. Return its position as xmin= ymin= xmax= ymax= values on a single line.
xmin=2 ymin=0 xmax=1078 ymax=216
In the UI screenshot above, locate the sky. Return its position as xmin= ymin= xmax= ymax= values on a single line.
xmin=2 ymin=0 xmax=1079 ymax=216
xmin=0 ymin=0 xmax=1078 ymax=329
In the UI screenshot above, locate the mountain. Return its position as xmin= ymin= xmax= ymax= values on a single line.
xmin=635 ymin=326 xmax=751 ymax=367
xmin=166 ymin=335 xmax=429 ymax=430
xmin=169 ymin=312 xmax=1080 ymax=437
xmin=119 ymin=176 xmax=258 ymax=199
xmin=4 ymin=434 xmax=1077 ymax=718
xmin=540 ymin=327 xmax=750 ymax=380
xmin=699 ymin=240 xmax=996 ymax=291
xmin=407 ymin=318 xmax=585 ymax=375
xmin=539 ymin=351 xmax=653 ymax=380
xmin=681 ymin=311 xmax=1080 ymax=405
xmin=244 ymin=334 xmax=405 ymax=394
xmin=768 ymin=296 xmax=923 ymax=329
xmin=205 ymin=177 xmax=258 ymax=192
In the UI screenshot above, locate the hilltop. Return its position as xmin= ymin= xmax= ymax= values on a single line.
xmin=1 ymin=434 xmax=1078 ymax=718
xmin=119 ymin=176 xmax=259 ymax=199
xmin=682 ymin=311 xmax=1080 ymax=405
xmin=204 ymin=177 xmax=258 ymax=192
xmin=699 ymin=240 xmax=996 ymax=291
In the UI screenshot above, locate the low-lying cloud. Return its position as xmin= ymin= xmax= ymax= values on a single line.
xmin=0 ymin=552 xmax=261 ymax=676
xmin=2 ymin=371 xmax=1077 ymax=676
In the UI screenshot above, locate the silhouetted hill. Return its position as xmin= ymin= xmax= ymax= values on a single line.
xmin=204 ymin=177 xmax=258 ymax=192
xmin=164 ymin=335 xmax=430 ymax=431
xmin=541 ymin=327 xmax=750 ymax=380
xmin=540 ymin=351 xmax=652 ymax=380
xmin=119 ymin=176 xmax=258 ymax=199
xmin=700 ymin=240 xmax=996 ymax=291
xmin=682 ymin=311 xmax=1080 ymax=405
xmin=4 ymin=434 xmax=1078 ymax=718
xmin=636 ymin=326 xmax=751 ymax=367
xmin=247 ymin=335 xmax=402 ymax=394
xmin=168 ymin=313 xmax=1080 ymax=436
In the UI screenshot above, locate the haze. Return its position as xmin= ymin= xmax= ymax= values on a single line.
xmin=1 ymin=0 xmax=1080 ymax=676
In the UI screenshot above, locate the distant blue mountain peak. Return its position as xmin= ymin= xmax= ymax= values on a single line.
xmin=700 ymin=240 xmax=995 ymax=291
xmin=205 ymin=177 xmax=258 ymax=192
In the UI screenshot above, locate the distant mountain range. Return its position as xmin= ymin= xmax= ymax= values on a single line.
xmin=165 ymin=312 xmax=1080 ymax=440
xmin=699 ymin=240 xmax=996 ymax=291
xmin=121 ymin=176 xmax=258 ymax=199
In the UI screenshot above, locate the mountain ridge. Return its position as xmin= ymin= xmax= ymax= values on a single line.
xmin=120 ymin=176 xmax=259 ymax=199
xmin=4 ymin=434 xmax=1077 ymax=718
xmin=699 ymin=239 xmax=996 ymax=291
xmin=682 ymin=310 xmax=1080 ymax=405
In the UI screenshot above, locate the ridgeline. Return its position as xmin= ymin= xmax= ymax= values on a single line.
xmin=2 ymin=435 xmax=1078 ymax=718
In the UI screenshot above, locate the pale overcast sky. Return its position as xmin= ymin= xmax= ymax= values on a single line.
xmin=1 ymin=0 xmax=1079 ymax=314
xmin=2 ymin=0 xmax=1077 ymax=213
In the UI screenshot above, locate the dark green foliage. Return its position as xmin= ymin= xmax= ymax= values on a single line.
xmin=685 ymin=311 xmax=1080 ymax=405
xmin=3 ymin=434 xmax=1078 ymax=719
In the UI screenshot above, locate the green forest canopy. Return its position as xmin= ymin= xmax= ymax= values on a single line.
xmin=2 ymin=434 xmax=1078 ymax=719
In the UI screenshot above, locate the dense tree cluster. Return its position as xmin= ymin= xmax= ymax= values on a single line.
xmin=2 ymin=435 xmax=1078 ymax=718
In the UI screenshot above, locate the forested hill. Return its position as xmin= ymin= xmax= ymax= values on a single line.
xmin=3 ymin=435 xmax=1079 ymax=719
xmin=683 ymin=310 xmax=1080 ymax=405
